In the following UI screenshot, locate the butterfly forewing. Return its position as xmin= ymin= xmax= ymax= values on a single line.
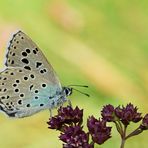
xmin=5 ymin=31 xmax=61 ymax=86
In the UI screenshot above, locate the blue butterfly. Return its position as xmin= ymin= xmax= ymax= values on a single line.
xmin=0 ymin=31 xmax=88 ymax=118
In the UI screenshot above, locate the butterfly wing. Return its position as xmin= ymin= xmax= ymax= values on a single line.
xmin=0 ymin=67 xmax=62 ymax=117
xmin=5 ymin=31 xmax=61 ymax=86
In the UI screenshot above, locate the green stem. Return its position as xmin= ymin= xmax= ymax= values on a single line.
xmin=125 ymin=126 xmax=143 ymax=140
xmin=120 ymin=125 xmax=127 ymax=148
xmin=120 ymin=138 xmax=126 ymax=148
xmin=114 ymin=121 xmax=123 ymax=136
xmin=118 ymin=121 xmax=124 ymax=135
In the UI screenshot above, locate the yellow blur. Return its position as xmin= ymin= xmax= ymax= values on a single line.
xmin=0 ymin=0 xmax=148 ymax=148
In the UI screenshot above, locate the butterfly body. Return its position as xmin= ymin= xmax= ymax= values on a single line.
xmin=0 ymin=31 xmax=72 ymax=118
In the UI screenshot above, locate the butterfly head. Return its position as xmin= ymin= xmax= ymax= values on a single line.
xmin=63 ymin=87 xmax=73 ymax=96
xmin=62 ymin=85 xmax=90 ymax=97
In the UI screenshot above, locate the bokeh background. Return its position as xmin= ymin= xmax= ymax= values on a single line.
xmin=0 ymin=0 xmax=148 ymax=148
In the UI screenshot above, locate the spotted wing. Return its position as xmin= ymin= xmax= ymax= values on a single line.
xmin=5 ymin=30 xmax=61 ymax=86
xmin=0 ymin=68 xmax=61 ymax=117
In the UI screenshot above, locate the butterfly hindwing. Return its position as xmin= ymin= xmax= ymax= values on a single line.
xmin=0 ymin=67 xmax=61 ymax=117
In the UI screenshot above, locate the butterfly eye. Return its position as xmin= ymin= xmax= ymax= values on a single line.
xmin=64 ymin=88 xmax=72 ymax=96
xmin=65 ymin=89 xmax=69 ymax=95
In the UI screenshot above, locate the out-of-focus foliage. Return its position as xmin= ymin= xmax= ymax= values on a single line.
xmin=0 ymin=0 xmax=148 ymax=147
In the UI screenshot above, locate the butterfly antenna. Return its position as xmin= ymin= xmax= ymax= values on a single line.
xmin=72 ymin=88 xmax=90 ymax=97
xmin=68 ymin=84 xmax=88 ymax=88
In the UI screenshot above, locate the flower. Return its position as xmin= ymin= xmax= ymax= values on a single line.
xmin=47 ymin=116 xmax=63 ymax=130
xmin=140 ymin=114 xmax=148 ymax=130
xmin=58 ymin=106 xmax=83 ymax=125
xmin=47 ymin=106 xmax=83 ymax=131
xmin=59 ymin=126 xmax=93 ymax=148
xmin=115 ymin=103 xmax=142 ymax=126
xmin=87 ymin=116 xmax=111 ymax=145
xmin=101 ymin=104 xmax=115 ymax=122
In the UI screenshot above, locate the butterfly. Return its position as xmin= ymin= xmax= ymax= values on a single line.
xmin=0 ymin=30 xmax=87 ymax=118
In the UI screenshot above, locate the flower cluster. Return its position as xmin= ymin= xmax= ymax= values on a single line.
xmin=60 ymin=126 xmax=92 ymax=148
xmin=101 ymin=103 xmax=148 ymax=147
xmin=101 ymin=104 xmax=115 ymax=122
xmin=115 ymin=103 xmax=142 ymax=125
xmin=47 ymin=106 xmax=111 ymax=148
xmin=47 ymin=103 xmax=148 ymax=148
xmin=101 ymin=103 xmax=142 ymax=125
xmin=47 ymin=106 xmax=83 ymax=131
xmin=87 ymin=116 xmax=111 ymax=144
xmin=47 ymin=106 xmax=94 ymax=147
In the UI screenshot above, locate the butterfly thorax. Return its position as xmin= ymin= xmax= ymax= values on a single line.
xmin=50 ymin=87 xmax=72 ymax=108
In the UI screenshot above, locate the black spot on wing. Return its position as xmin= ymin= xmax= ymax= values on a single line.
xmin=18 ymin=69 xmax=23 ymax=73
xmin=26 ymin=104 xmax=30 ymax=107
xmin=3 ymin=77 xmax=7 ymax=80
xmin=35 ymin=48 xmax=39 ymax=52
xmin=40 ymin=68 xmax=47 ymax=74
xmin=18 ymin=100 xmax=22 ymax=105
xmin=40 ymin=104 xmax=44 ymax=107
xmin=22 ymin=52 xmax=27 ymax=57
xmin=36 ymin=62 xmax=42 ymax=68
xmin=29 ymin=85 xmax=34 ymax=91
xmin=11 ymin=60 xmax=14 ymax=64
xmin=42 ymin=83 xmax=47 ymax=88
xmin=20 ymin=94 xmax=24 ymax=98
xmin=33 ymin=50 xmax=37 ymax=54
xmin=21 ymin=58 xmax=29 ymax=64
xmin=35 ymin=96 xmax=38 ymax=99
xmin=13 ymin=84 xmax=17 ymax=87
xmin=24 ymin=66 xmax=31 ymax=70
xmin=3 ymin=88 xmax=7 ymax=92
xmin=12 ymin=53 xmax=15 ymax=56
xmin=1 ymin=96 xmax=5 ymax=99
xmin=35 ymin=90 xmax=39 ymax=93
xmin=16 ymin=80 xmax=20 ymax=83
xmin=15 ymin=88 xmax=19 ymax=93
xmin=26 ymin=49 xmax=30 ymax=53
xmin=30 ymin=74 xmax=35 ymax=79
xmin=23 ymin=76 xmax=28 ymax=81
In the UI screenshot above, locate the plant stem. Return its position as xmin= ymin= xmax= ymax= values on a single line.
xmin=120 ymin=138 xmax=125 ymax=148
xmin=125 ymin=126 xmax=143 ymax=140
xmin=114 ymin=121 xmax=123 ymax=135
xmin=120 ymin=125 xmax=127 ymax=148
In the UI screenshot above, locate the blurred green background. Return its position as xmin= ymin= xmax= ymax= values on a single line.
xmin=0 ymin=0 xmax=148 ymax=147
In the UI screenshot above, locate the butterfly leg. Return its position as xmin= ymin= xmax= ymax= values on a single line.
xmin=67 ymin=99 xmax=72 ymax=107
